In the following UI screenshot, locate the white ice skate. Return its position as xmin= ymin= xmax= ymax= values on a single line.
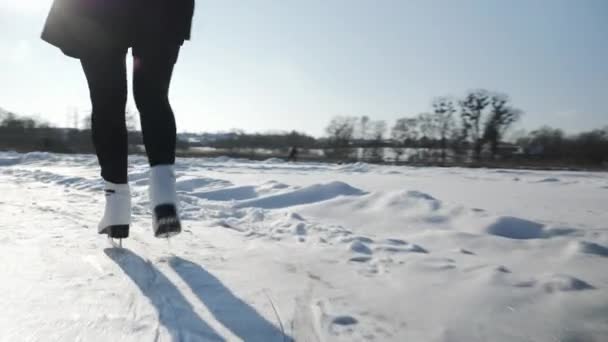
xmin=98 ymin=182 xmax=131 ymax=240
xmin=149 ymin=165 xmax=181 ymax=238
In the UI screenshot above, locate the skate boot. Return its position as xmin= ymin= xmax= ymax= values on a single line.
xmin=149 ymin=165 xmax=181 ymax=238
xmin=98 ymin=181 xmax=131 ymax=239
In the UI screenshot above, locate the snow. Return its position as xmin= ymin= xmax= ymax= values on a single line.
xmin=1 ymin=151 xmax=607 ymax=341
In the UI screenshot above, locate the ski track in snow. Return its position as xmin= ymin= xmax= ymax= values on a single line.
xmin=1 ymin=151 xmax=608 ymax=341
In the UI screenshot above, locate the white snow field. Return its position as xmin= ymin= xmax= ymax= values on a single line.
xmin=0 ymin=151 xmax=607 ymax=342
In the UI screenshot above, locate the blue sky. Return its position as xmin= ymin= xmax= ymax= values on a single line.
xmin=0 ymin=0 xmax=606 ymax=136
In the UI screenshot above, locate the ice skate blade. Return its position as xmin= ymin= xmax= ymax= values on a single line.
xmin=107 ymin=237 xmax=124 ymax=249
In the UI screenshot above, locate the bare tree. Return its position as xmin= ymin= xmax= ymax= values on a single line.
xmin=356 ymin=115 xmax=371 ymax=141
xmin=416 ymin=114 xmax=432 ymax=140
xmin=460 ymin=89 xmax=490 ymax=160
xmin=1 ymin=112 xmax=37 ymax=130
xmin=371 ymin=121 xmax=387 ymax=141
xmin=483 ymin=93 xmax=522 ymax=159
xmin=517 ymin=126 xmax=608 ymax=165
xmin=518 ymin=126 xmax=565 ymax=159
xmin=415 ymin=112 xmax=439 ymax=161
xmin=432 ymin=97 xmax=456 ymax=163
xmin=367 ymin=120 xmax=387 ymax=162
xmin=326 ymin=116 xmax=357 ymax=145
xmin=325 ymin=116 xmax=357 ymax=160
xmin=573 ymin=129 xmax=608 ymax=164
xmin=417 ymin=112 xmax=438 ymax=142
xmin=390 ymin=119 xmax=406 ymax=163
xmin=391 ymin=117 xmax=419 ymax=145
xmin=391 ymin=117 xmax=419 ymax=163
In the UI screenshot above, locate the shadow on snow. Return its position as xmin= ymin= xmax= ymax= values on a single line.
xmin=105 ymin=248 xmax=224 ymax=341
xmin=105 ymin=249 xmax=293 ymax=342
xmin=170 ymin=256 xmax=294 ymax=342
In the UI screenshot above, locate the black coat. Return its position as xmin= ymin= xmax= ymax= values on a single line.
xmin=41 ymin=0 xmax=195 ymax=58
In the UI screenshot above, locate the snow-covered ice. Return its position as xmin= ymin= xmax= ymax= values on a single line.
xmin=0 ymin=151 xmax=607 ymax=341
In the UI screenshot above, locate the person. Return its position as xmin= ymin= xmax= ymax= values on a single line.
xmin=41 ymin=0 xmax=195 ymax=239
xmin=287 ymin=146 xmax=298 ymax=162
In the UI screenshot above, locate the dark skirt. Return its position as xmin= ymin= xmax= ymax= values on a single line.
xmin=41 ymin=0 xmax=195 ymax=58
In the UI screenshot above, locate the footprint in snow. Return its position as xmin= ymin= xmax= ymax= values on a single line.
xmin=459 ymin=248 xmax=476 ymax=255
xmin=341 ymin=236 xmax=374 ymax=244
xmin=375 ymin=244 xmax=428 ymax=254
xmin=332 ymin=315 xmax=358 ymax=326
xmin=375 ymin=239 xmax=429 ymax=254
xmin=383 ymin=238 xmax=407 ymax=246
xmin=349 ymin=256 xmax=372 ymax=263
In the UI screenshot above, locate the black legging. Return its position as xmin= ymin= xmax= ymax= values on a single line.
xmin=81 ymin=43 xmax=180 ymax=184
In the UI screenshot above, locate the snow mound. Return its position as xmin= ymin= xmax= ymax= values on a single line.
xmin=363 ymin=190 xmax=443 ymax=213
xmin=0 ymin=156 xmax=20 ymax=166
xmin=576 ymin=241 xmax=608 ymax=257
xmin=191 ymin=186 xmax=258 ymax=201
xmin=1 ymin=168 xmax=103 ymax=190
xmin=257 ymin=180 xmax=290 ymax=191
xmin=175 ymin=177 xmax=231 ymax=192
xmin=20 ymin=151 xmax=58 ymax=163
xmin=213 ymin=208 xmax=355 ymax=243
xmin=262 ymin=158 xmax=285 ymax=164
xmin=403 ymin=191 xmax=441 ymax=210
xmin=537 ymin=177 xmax=561 ymax=183
xmin=540 ymin=275 xmax=595 ymax=293
xmin=207 ymin=156 xmax=233 ymax=163
xmin=338 ymin=162 xmax=371 ymax=173
xmin=543 ymin=226 xmax=578 ymax=237
xmin=358 ymin=190 xmax=442 ymax=212
xmin=235 ymin=181 xmax=366 ymax=209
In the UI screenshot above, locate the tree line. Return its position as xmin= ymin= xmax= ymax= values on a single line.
xmin=323 ymin=89 xmax=606 ymax=167
xmin=325 ymin=89 xmax=523 ymax=163
xmin=516 ymin=126 xmax=608 ymax=166
xmin=1 ymin=90 xmax=607 ymax=168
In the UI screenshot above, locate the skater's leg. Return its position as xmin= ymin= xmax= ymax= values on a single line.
xmin=132 ymin=43 xmax=182 ymax=237
xmin=80 ymin=49 xmax=129 ymax=184
xmin=81 ymin=49 xmax=131 ymax=238
xmin=132 ymin=44 xmax=181 ymax=167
